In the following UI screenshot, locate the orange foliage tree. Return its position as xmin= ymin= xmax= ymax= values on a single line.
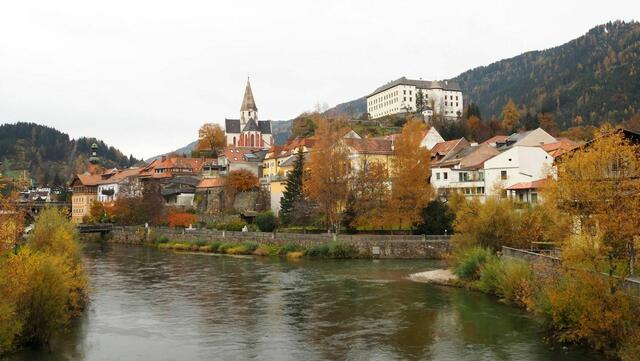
xmin=501 ymin=99 xmax=520 ymax=133
xmin=388 ymin=120 xmax=434 ymax=230
xmin=304 ymin=117 xmax=351 ymax=232
xmin=167 ymin=210 xmax=198 ymax=228
xmin=350 ymin=160 xmax=390 ymax=230
xmin=197 ymin=123 xmax=226 ymax=157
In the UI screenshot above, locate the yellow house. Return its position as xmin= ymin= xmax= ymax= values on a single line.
xmin=343 ymin=137 xmax=394 ymax=174
xmin=70 ymin=173 xmax=101 ymax=224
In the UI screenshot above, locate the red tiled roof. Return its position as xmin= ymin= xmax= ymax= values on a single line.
xmin=139 ymin=156 xmax=214 ymax=178
xmin=344 ymin=138 xmax=393 ymax=155
xmin=541 ymin=138 xmax=578 ymax=157
xmin=97 ymin=167 xmax=142 ymax=184
xmin=431 ymin=138 xmax=464 ymax=156
xmin=481 ymin=135 xmax=509 ymax=145
xmin=266 ymin=137 xmax=316 ymax=159
xmin=506 ymin=178 xmax=549 ymax=190
xmin=197 ymin=178 xmax=225 ymax=188
xmin=74 ymin=173 xmax=102 ymax=187
xmin=222 ymin=147 xmax=262 ymax=162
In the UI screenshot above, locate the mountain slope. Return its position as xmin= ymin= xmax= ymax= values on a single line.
xmin=0 ymin=122 xmax=140 ymax=185
xmin=453 ymin=21 xmax=640 ymax=128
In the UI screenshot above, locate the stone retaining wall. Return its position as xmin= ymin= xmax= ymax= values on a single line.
xmin=106 ymin=226 xmax=451 ymax=259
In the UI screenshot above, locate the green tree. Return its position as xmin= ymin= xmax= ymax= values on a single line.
xmin=415 ymin=199 xmax=455 ymax=235
xmin=280 ymin=147 xmax=305 ymax=224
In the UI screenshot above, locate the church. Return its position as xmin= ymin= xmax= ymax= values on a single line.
xmin=224 ymin=79 xmax=273 ymax=149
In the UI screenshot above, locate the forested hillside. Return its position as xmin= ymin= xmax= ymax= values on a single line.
xmin=453 ymin=20 xmax=640 ymax=128
xmin=0 ymin=122 xmax=140 ymax=186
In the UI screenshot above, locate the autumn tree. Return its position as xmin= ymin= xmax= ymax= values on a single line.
xmin=537 ymin=112 xmax=559 ymax=136
xmin=224 ymin=169 xmax=259 ymax=206
xmin=304 ymin=117 xmax=351 ymax=232
xmin=290 ymin=112 xmax=319 ymax=139
xmin=349 ymin=160 xmax=390 ymax=230
xmin=0 ymin=186 xmax=23 ymax=256
xmin=465 ymin=115 xmax=491 ymax=142
xmin=501 ymin=99 xmax=520 ymax=133
xmin=546 ymin=126 xmax=640 ymax=277
xmin=388 ymin=120 xmax=434 ymax=231
xmin=197 ymin=123 xmax=226 ymax=157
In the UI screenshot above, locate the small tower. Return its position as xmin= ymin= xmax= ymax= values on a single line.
xmin=239 ymin=77 xmax=258 ymax=129
xmin=89 ymin=143 xmax=100 ymax=164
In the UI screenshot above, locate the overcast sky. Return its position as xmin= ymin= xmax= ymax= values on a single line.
xmin=1 ymin=1 xmax=638 ymax=158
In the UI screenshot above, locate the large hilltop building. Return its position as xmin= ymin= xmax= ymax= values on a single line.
xmin=366 ymin=77 xmax=463 ymax=120
xmin=224 ymin=78 xmax=273 ymax=149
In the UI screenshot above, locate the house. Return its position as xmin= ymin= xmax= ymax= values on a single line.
xmin=70 ymin=173 xmax=101 ymax=223
xmin=483 ymin=146 xmax=554 ymax=196
xmin=263 ymin=137 xmax=316 ymax=181
xmin=431 ymin=143 xmax=499 ymax=199
xmin=343 ymin=137 xmax=394 ymax=173
xmin=96 ymin=167 xmax=142 ymax=204
xmin=224 ymin=78 xmax=273 ymax=149
xmin=366 ymin=77 xmax=463 ymax=119
xmin=218 ymin=147 xmax=267 ymax=178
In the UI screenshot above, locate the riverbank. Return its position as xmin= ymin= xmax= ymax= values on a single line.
xmin=98 ymin=226 xmax=451 ymax=259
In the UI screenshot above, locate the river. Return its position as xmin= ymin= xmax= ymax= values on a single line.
xmin=8 ymin=244 xmax=602 ymax=361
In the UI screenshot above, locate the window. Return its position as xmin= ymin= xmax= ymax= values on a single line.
xmin=445 ymin=101 xmax=448 ymax=106
xmin=409 ymin=90 xmax=412 ymax=95
xmin=501 ymin=170 xmax=507 ymax=180
xmin=458 ymin=173 xmax=464 ymax=182
xmin=404 ymin=97 xmax=406 ymax=101
xmin=403 ymin=90 xmax=406 ymax=95
xmin=445 ymin=95 xmax=447 ymax=100
xmin=443 ymin=172 xmax=448 ymax=180
xmin=436 ymin=173 xmax=440 ymax=180
xmin=409 ymin=97 xmax=412 ymax=102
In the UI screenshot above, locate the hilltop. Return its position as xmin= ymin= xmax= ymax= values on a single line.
xmin=325 ymin=21 xmax=640 ymax=129
xmin=0 ymin=122 xmax=140 ymax=185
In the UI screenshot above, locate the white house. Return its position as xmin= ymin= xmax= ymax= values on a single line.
xmin=483 ymin=146 xmax=554 ymax=197
xmin=366 ymin=77 xmax=463 ymax=119
xmin=96 ymin=168 xmax=142 ymax=203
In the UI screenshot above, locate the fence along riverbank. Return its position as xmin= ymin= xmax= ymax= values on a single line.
xmin=103 ymin=226 xmax=451 ymax=259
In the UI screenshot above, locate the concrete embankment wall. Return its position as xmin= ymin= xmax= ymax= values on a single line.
xmin=106 ymin=226 xmax=451 ymax=259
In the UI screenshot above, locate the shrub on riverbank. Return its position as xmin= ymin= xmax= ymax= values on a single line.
xmin=0 ymin=208 xmax=88 ymax=355
xmin=452 ymin=246 xmax=495 ymax=281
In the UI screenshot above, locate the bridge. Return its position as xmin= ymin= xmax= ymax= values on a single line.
xmin=77 ymin=223 xmax=113 ymax=235
xmin=15 ymin=201 xmax=71 ymax=220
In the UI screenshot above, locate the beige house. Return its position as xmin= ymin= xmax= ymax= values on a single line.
xmin=70 ymin=173 xmax=101 ymax=223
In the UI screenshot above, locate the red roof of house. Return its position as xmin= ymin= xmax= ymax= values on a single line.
xmin=506 ymin=178 xmax=549 ymax=190
xmin=266 ymin=137 xmax=316 ymax=159
xmin=541 ymin=138 xmax=578 ymax=157
xmin=344 ymin=138 xmax=393 ymax=155
xmin=197 ymin=178 xmax=225 ymax=188
xmin=481 ymin=135 xmax=509 ymax=145
xmin=431 ymin=138 xmax=464 ymax=156
xmin=139 ymin=156 xmax=214 ymax=178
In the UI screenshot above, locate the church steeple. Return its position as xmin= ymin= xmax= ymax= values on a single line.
xmin=240 ymin=77 xmax=258 ymax=127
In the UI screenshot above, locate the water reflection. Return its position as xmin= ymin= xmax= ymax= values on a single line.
xmin=8 ymin=244 xmax=601 ymax=361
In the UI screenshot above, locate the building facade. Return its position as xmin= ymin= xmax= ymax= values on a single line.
xmin=366 ymin=77 xmax=463 ymax=119
xmin=225 ymin=78 xmax=273 ymax=149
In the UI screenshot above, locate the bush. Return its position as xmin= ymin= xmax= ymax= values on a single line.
xmin=453 ymin=246 xmax=496 ymax=281
xmin=279 ymin=243 xmax=299 ymax=255
xmin=253 ymin=245 xmax=271 ymax=256
xmin=217 ymin=221 xmax=247 ymax=232
xmin=328 ymin=241 xmax=358 ymax=259
xmin=497 ymin=259 xmax=533 ymax=304
xmin=255 ymin=211 xmax=277 ymax=232
xmin=226 ymin=245 xmax=248 ymax=255
xmin=209 ymin=241 xmax=222 ymax=252
xmin=218 ymin=243 xmax=234 ymax=253
xmin=157 ymin=236 xmax=170 ymax=244
xmin=242 ymin=242 xmax=259 ymax=253
xmin=194 ymin=240 xmax=208 ymax=247
xmin=287 ymin=251 xmax=303 ymax=259
xmin=477 ymin=256 xmax=503 ymax=294
xmin=304 ymin=244 xmax=330 ymax=257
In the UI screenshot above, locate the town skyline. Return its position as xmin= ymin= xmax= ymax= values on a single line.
xmin=1 ymin=1 xmax=639 ymax=158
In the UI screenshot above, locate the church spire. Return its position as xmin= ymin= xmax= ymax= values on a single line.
xmin=240 ymin=77 xmax=258 ymax=112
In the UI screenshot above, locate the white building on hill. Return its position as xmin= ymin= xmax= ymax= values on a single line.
xmin=366 ymin=77 xmax=463 ymax=119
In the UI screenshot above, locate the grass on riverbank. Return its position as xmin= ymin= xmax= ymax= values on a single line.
xmin=154 ymin=239 xmax=359 ymax=259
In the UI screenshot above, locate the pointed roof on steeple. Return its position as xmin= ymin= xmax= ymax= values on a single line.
xmin=240 ymin=77 xmax=258 ymax=112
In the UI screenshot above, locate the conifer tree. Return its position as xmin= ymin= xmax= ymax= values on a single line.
xmin=279 ymin=147 xmax=305 ymax=224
